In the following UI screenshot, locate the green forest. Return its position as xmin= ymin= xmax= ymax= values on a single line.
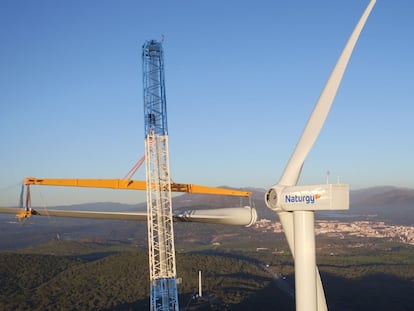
xmin=1 ymin=239 xmax=413 ymax=311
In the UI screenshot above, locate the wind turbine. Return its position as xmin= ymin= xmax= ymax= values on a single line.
xmin=264 ymin=1 xmax=376 ymax=310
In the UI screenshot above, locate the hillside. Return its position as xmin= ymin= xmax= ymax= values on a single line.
xmin=0 ymin=241 xmax=292 ymax=311
xmin=349 ymin=186 xmax=414 ymax=225
xmin=0 ymin=240 xmax=413 ymax=310
xmin=1 ymin=186 xmax=413 ymax=310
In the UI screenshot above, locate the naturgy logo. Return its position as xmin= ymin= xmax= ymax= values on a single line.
xmin=285 ymin=192 xmax=321 ymax=204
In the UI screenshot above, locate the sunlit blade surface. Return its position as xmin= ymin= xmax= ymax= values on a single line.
xmin=37 ymin=209 xmax=148 ymax=221
xmin=174 ymin=206 xmax=257 ymax=227
xmin=278 ymin=0 xmax=377 ymax=187
xmin=0 ymin=208 xmax=23 ymax=215
xmin=0 ymin=207 xmax=257 ymax=227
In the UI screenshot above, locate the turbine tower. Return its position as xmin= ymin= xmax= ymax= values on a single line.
xmin=143 ymin=40 xmax=179 ymax=311
xmin=264 ymin=1 xmax=376 ymax=310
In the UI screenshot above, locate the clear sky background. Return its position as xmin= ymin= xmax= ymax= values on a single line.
xmin=1 ymin=0 xmax=413 ymax=206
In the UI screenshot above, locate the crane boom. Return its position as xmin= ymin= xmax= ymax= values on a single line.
xmin=23 ymin=177 xmax=251 ymax=197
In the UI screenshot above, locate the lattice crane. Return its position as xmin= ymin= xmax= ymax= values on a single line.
xmin=142 ymin=39 xmax=178 ymax=311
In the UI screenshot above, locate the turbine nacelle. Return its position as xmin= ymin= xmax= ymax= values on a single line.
xmin=265 ymin=183 xmax=349 ymax=212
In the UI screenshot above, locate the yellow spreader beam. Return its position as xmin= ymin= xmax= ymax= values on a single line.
xmin=24 ymin=177 xmax=251 ymax=197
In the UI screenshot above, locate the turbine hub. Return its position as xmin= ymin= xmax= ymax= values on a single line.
xmin=265 ymin=186 xmax=283 ymax=211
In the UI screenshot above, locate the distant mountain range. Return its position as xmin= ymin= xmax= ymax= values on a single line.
xmin=20 ymin=185 xmax=414 ymax=225
xmin=171 ymin=185 xmax=414 ymax=225
xmin=0 ymin=186 xmax=412 ymax=251
xmin=348 ymin=186 xmax=414 ymax=225
xmin=351 ymin=186 xmax=414 ymax=206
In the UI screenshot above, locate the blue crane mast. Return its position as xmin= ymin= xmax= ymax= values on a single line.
xmin=142 ymin=40 xmax=179 ymax=311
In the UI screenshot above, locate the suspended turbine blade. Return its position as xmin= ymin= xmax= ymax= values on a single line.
xmin=278 ymin=0 xmax=377 ymax=187
xmin=0 ymin=206 xmax=257 ymax=227
xmin=174 ymin=206 xmax=257 ymax=227
xmin=34 ymin=209 xmax=148 ymax=221
xmin=0 ymin=207 xmax=24 ymax=215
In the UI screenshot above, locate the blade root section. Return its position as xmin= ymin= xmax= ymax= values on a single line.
xmin=174 ymin=206 xmax=257 ymax=227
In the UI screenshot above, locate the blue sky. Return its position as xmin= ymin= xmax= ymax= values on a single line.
xmin=1 ymin=0 xmax=413 ymax=206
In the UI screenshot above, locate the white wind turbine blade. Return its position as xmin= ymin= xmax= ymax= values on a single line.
xmin=35 ymin=209 xmax=149 ymax=220
xmin=0 ymin=207 xmax=25 ymax=216
xmin=267 ymin=1 xmax=377 ymax=310
xmin=18 ymin=208 xmax=148 ymax=221
xmin=279 ymin=0 xmax=376 ymax=187
xmin=174 ymin=206 xmax=257 ymax=227
xmin=0 ymin=206 xmax=257 ymax=227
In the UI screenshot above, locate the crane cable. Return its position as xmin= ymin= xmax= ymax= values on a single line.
xmin=16 ymin=183 xmax=56 ymax=225
xmin=123 ymin=155 xmax=145 ymax=180
xmin=240 ymin=192 xmax=255 ymax=209
xmin=17 ymin=184 xmax=32 ymax=223
xmin=18 ymin=183 xmax=24 ymax=210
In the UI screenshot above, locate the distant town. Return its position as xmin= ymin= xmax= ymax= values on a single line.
xmin=254 ymin=219 xmax=414 ymax=246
